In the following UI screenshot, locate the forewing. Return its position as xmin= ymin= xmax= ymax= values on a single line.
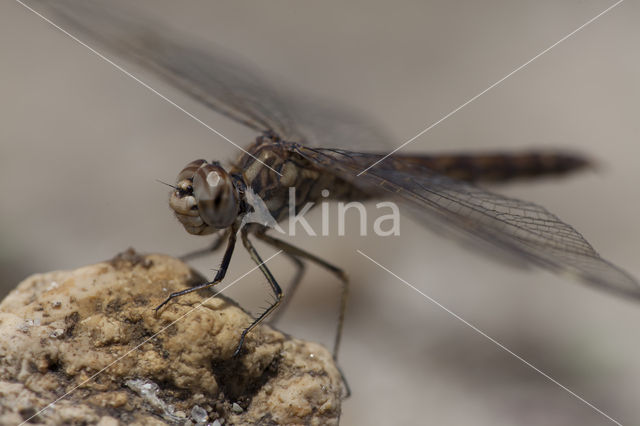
xmin=294 ymin=145 xmax=640 ymax=299
xmin=30 ymin=0 xmax=391 ymax=150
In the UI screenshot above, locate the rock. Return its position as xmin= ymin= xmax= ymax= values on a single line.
xmin=0 ymin=249 xmax=343 ymax=425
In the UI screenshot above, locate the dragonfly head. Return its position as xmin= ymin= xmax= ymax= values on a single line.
xmin=169 ymin=159 xmax=240 ymax=235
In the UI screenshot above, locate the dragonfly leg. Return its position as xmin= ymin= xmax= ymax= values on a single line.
xmin=254 ymin=231 xmax=349 ymax=361
xmin=267 ymin=252 xmax=305 ymax=325
xmin=155 ymin=227 xmax=237 ymax=312
xmin=233 ymin=228 xmax=283 ymax=357
xmin=179 ymin=228 xmax=230 ymax=262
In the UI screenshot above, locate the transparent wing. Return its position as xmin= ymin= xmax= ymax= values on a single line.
xmin=30 ymin=0 xmax=391 ymax=150
xmin=294 ymin=145 xmax=640 ymax=299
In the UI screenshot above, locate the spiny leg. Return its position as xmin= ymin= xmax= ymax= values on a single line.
xmin=233 ymin=228 xmax=283 ymax=358
xmin=155 ymin=227 xmax=237 ymax=312
xmin=268 ymin=252 xmax=305 ymax=325
xmin=254 ymin=231 xmax=349 ymax=361
xmin=255 ymin=231 xmax=351 ymax=397
xmin=179 ymin=228 xmax=230 ymax=262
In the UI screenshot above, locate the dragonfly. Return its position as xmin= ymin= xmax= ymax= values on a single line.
xmin=35 ymin=1 xmax=640 ymax=362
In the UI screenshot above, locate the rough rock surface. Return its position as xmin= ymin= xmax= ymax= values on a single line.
xmin=0 ymin=249 xmax=342 ymax=425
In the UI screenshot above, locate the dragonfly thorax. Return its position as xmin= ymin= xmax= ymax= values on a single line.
xmin=170 ymin=159 xmax=240 ymax=235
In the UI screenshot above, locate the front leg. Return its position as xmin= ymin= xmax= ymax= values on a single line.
xmin=155 ymin=226 xmax=237 ymax=312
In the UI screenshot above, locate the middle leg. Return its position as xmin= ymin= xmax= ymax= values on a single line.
xmin=233 ymin=228 xmax=283 ymax=357
xmin=268 ymin=252 xmax=305 ymax=325
xmin=254 ymin=231 xmax=349 ymax=360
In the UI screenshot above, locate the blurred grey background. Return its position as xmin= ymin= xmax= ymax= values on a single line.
xmin=1 ymin=1 xmax=639 ymax=424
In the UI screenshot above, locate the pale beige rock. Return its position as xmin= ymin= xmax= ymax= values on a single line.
xmin=0 ymin=249 xmax=342 ymax=425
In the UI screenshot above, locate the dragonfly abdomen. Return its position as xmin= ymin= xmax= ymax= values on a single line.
xmin=394 ymin=151 xmax=591 ymax=183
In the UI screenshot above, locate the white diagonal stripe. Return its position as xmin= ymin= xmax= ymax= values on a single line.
xmin=19 ymin=250 xmax=283 ymax=426
xmin=357 ymin=249 xmax=622 ymax=426
xmin=15 ymin=0 xmax=282 ymax=177
xmin=357 ymin=0 xmax=624 ymax=176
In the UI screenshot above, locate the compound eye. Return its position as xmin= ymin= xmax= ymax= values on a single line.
xmin=176 ymin=159 xmax=207 ymax=182
xmin=192 ymin=163 xmax=239 ymax=229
